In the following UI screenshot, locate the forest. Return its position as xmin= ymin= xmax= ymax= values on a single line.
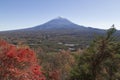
xmin=0 ymin=27 xmax=120 ymax=80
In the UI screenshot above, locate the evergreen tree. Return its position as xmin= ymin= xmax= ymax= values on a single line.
xmin=70 ymin=26 xmax=120 ymax=80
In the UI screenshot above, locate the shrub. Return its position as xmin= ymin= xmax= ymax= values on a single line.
xmin=0 ymin=39 xmax=46 ymax=80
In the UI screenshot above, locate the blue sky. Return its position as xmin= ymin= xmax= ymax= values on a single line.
xmin=0 ymin=0 xmax=120 ymax=31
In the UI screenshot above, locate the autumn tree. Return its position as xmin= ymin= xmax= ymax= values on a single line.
xmin=37 ymin=49 xmax=75 ymax=80
xmin=0 ymin=39 xmax=46 ymax=80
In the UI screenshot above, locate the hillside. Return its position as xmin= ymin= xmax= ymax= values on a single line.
xmin=0 ymin=17 xmax=119 ymax=52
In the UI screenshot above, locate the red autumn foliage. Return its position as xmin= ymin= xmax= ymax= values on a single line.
xmin=49 ymin=70 xmax=60 ymax=80
xmin=0 ymin=39 xmax=46 ymax=80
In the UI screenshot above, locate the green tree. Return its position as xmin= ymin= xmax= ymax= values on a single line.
xmin=70 ymin=26 xmax=120 ymax=80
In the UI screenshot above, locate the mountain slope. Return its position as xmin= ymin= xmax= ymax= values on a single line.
xmin=0 ymin=17 xmax=114 ymax=52
xmin=30 ymin=17 xmax=85 ymax=30
xmin=23 ymin=17 xmax=105 ymax=35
